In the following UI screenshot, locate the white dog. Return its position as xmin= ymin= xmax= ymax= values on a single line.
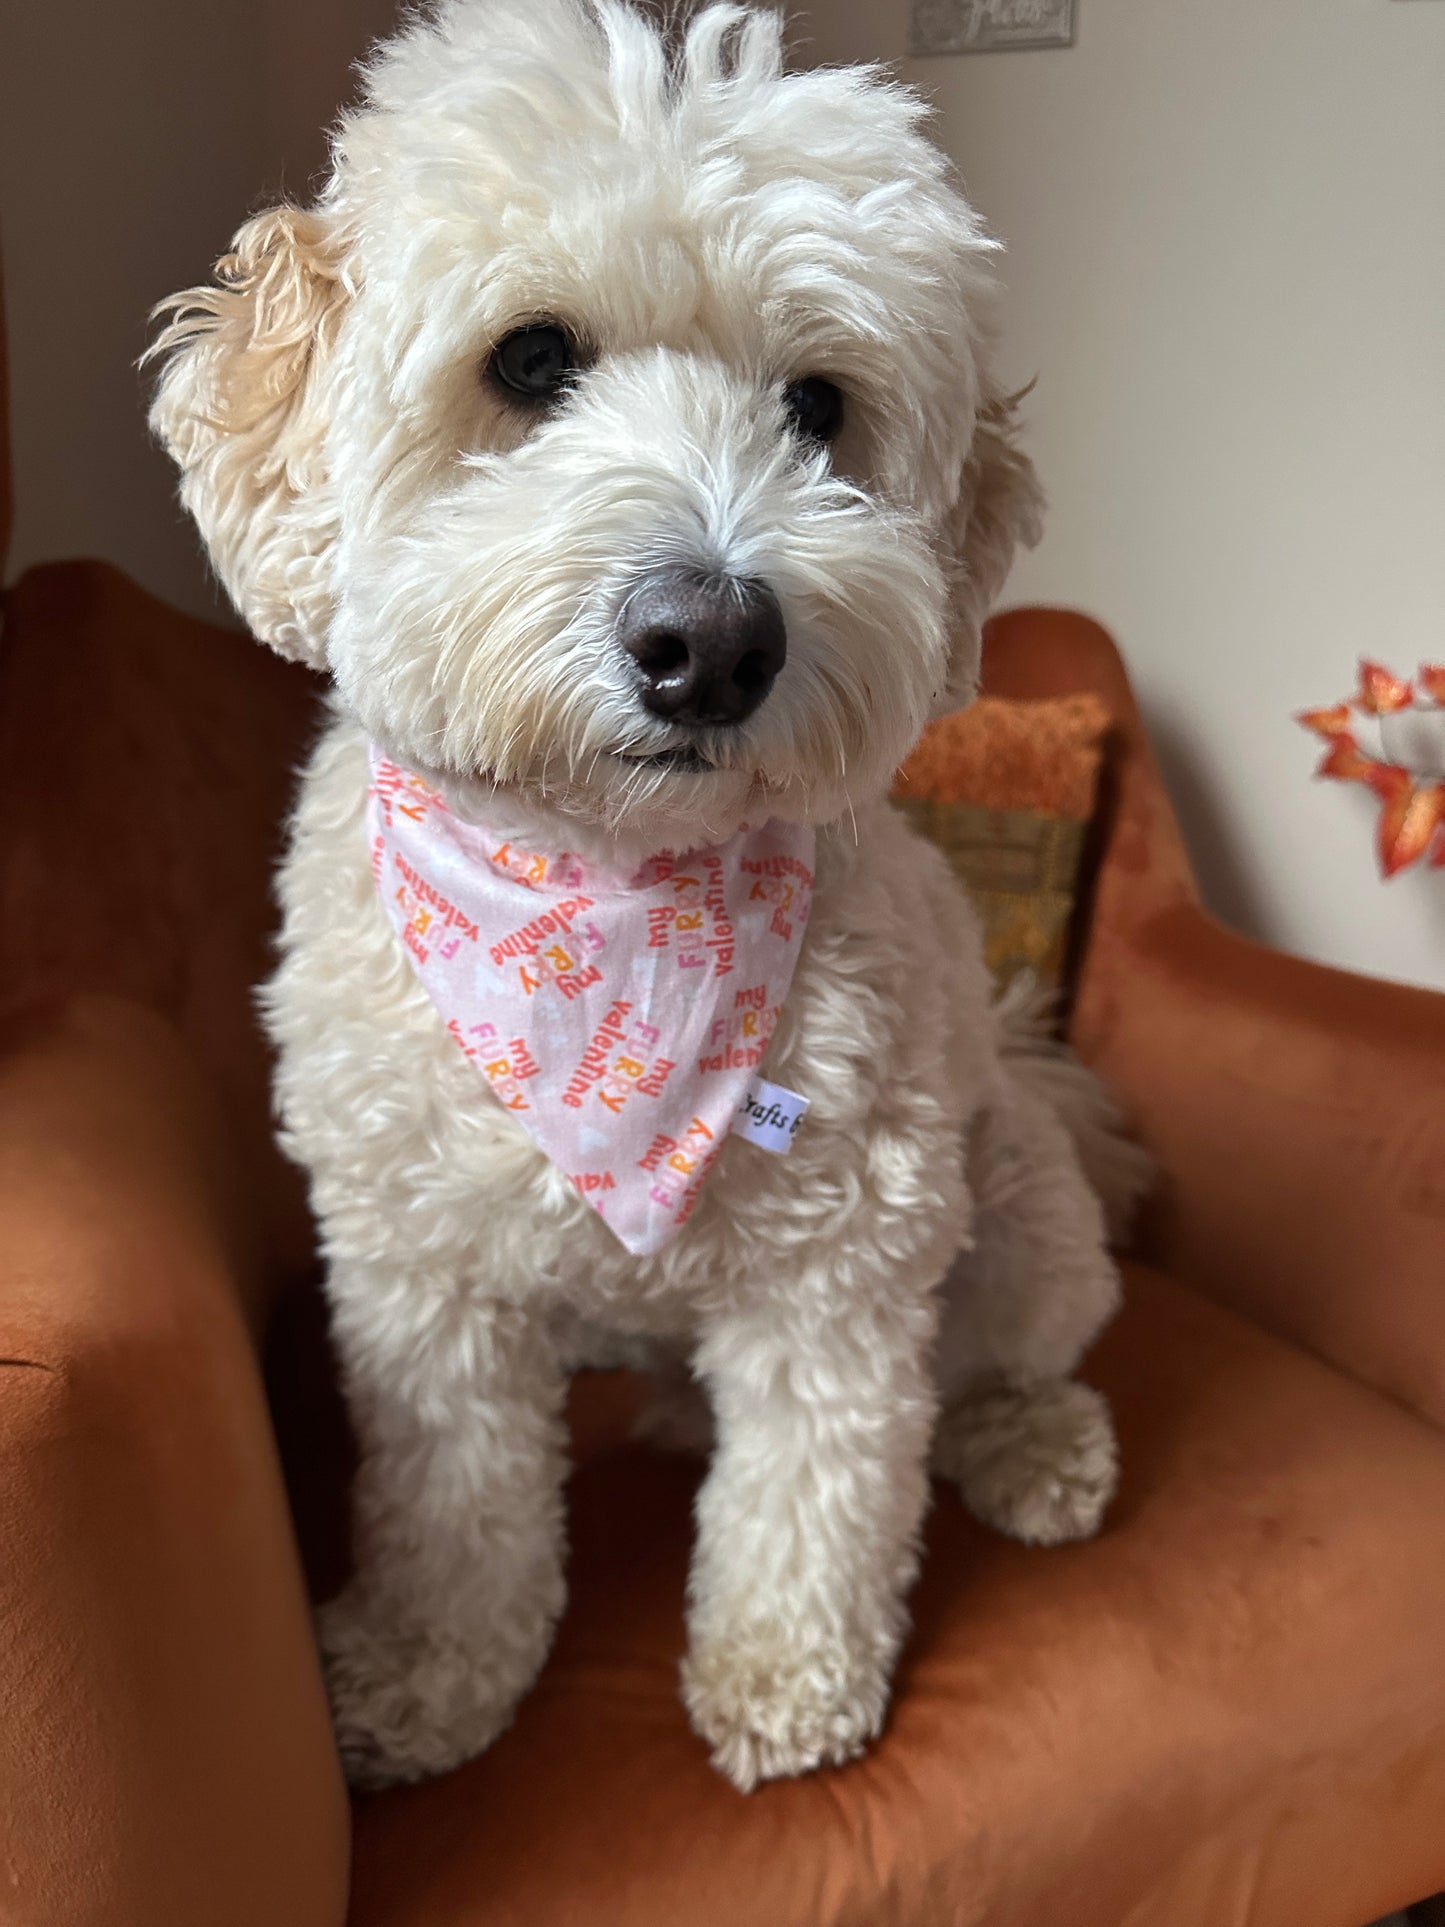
xmin=150 ymin=0 xmax=1139 ymax=1793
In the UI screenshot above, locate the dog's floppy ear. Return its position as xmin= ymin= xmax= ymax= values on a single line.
xmin=939 ymin=382 xmax=1045 ymax=711
xmin=148 ymin=205 xmax=350 ymax=668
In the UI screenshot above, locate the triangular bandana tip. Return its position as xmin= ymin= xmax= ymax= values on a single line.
xmin=365 ymin=750 xmax=816 ymax=1254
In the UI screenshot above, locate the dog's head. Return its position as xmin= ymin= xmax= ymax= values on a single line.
xmin=150 ymin=0 xmax=1040 ymax=851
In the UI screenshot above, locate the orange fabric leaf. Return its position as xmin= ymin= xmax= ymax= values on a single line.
xmin=1364 ymin=760 xmax=1412 ymax=804
xmin=1414 ymin=783 xmax=1445 ymax=868
xmin=1357 ymin=660 xmax=1414 ymax=714
xmin=1315 ymin=734 xmax=1375 ymax=783
xmin=1296 ymin=703 xmax=1353 ymax=739
xmin=1378 ymin=779 xmax=1445 ymax=878
xmin=1376 ymin=780 xmax=1415 ymax=877
xmin=1302 ymin=668 xmax=1444 ymax=873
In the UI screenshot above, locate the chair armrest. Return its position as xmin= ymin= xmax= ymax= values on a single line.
xmin=985 ymin=607 xmax=1445 ymax=1427
xmin=1074 ymin=905 xmax=1445 ymax=1430
xmin=0 ymin=998 xmax=348 ymax=1927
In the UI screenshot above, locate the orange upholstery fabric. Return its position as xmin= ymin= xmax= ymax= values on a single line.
xmin=0 ymin=269 xmax=11 ymax=579
xmin=346 ymin=1269 xmax=1445 ymax=1927
xmin=1080 ymin=906 xmax=1445 ymax=1428
xmin=3 ymin=558 xmax=1445 ymax=1927
xmin=0 ymin=561 xmax=323 ymax=1306
xmin=0 ymin=1000 xmax=349 ymax=1927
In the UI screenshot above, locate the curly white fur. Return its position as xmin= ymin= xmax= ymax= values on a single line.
xmin=149 ymin=0 xmax=1130 ymax=1793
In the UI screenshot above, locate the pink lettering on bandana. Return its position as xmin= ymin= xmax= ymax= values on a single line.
xmin=365 ymin=748 xmax=816 ymax=1255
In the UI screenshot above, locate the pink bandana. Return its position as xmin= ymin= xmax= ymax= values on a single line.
xmin=365 ymin=750 xmax=816 ymax=1255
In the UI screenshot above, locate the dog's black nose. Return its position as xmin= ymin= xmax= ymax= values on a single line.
xmin=618 ymin=570 xmax=786 ymax=728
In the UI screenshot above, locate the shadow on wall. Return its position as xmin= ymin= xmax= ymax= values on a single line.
xmin=1141 ymin=704 xmax=1271 ymax=942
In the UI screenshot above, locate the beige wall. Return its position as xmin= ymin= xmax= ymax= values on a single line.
xmin=5 ymin=0 xmax=1442 ymax=985
xmin=0 ymin=0 xmax=395 ymax=621
xmin=802 ymin=0 xmax=1445 ymax=989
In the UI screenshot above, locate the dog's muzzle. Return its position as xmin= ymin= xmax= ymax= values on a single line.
xmin=618 ymin=568 xmax=786 ymax=729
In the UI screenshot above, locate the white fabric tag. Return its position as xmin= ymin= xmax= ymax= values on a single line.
xmin=732 ymin=1076 xmax=810 ymax=1155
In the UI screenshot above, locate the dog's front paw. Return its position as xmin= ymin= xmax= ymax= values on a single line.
xmin=318 ymin=1591 xmax=522 ymax=1789
xmin=934 ymin=1376 xmax=1117 ymax=1546
xmin=681 ymin=1627 xmax=890 ymax=1791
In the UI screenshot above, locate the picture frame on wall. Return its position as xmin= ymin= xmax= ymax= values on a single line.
xmin=910 ymin=0 xmax=1076 ymax=57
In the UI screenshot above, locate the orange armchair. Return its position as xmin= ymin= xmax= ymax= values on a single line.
xmin=4 ymin=330 xmax=1445 ymax=1923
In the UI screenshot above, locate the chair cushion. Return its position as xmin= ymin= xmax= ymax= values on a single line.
xmin=892 ymin=693 xmax=1110 ymax=991
xmin=346 ymin=1265 xmax=1445 ymax=1927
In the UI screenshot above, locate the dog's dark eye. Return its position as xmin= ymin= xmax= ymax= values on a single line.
xmin=782 ymin=377 xmax=844 ymax=446
xmin=491 ymin=324 xmax=578 ymax=401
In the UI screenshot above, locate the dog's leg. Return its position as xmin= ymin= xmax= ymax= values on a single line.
xmin=317 ymin=1268 xmax=567 ymax=1788
xmin=681 ymin=1283 xmax=939 ymax=1790
xmin=932 ymin=1074 xmax=1123 ymax=1546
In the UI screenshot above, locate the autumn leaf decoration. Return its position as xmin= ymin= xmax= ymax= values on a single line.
xmin=1298 ymin=663 xmax=1445 ymax=877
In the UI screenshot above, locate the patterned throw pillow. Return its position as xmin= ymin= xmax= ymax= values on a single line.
xmin=891 ymin=693 xmax=1111 ymax=991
